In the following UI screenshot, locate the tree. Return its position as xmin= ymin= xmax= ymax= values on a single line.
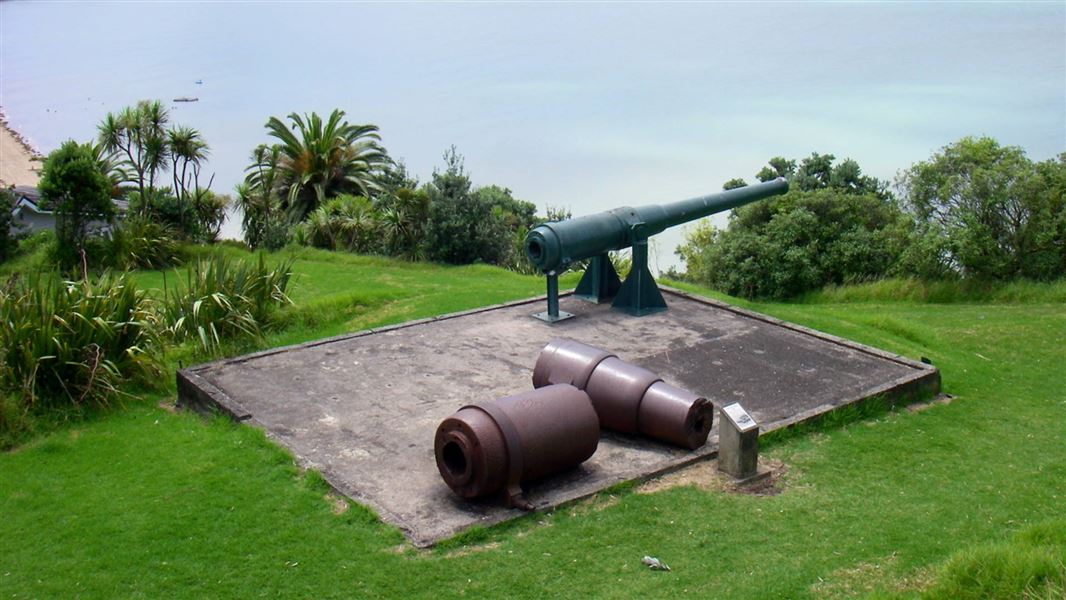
xmin=90 ymin=143 xmax=131 ymax=198
xmin=237 ymin=145 xmax=289 ymax=250
xmin=262 ymin=109 xmax=388 ymax=222
xmin=167 ymin=126 xmax=210 ymax=203
xmin=424 ymin=147 xmax=511 ymax=265
xmin=898 ymin=138 xmax=1066 ymax=280
xmin=723 ymin=178 xmax=748 ymax=190
xmin=38 ymin=141 xmax=115 ymax=270
xmin=97 ymin=100 xmax=170 ymax=203
xmin=755 ymin=157 xmax=796 ymax=182
xmin=377 ymin=157 xmax=420 ymax=196
xmin=166 ymin=126 xmax=211 ymax=235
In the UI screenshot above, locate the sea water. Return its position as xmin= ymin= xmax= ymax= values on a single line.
xmin=2 ymin=3 xmax=1062 ymax=270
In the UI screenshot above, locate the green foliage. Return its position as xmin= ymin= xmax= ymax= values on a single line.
xmin=0 ymin=188 xmax=22 ymax=262
xmin=2 ymin=265 xmax=1065 ymax=598
xmin=258 ymin=109 xmax=388 ymax=222
xmin=296 ymin=195 xmax=381 ymax=252
xmin=0 ymin=272 xmax=161 ymax=423
xmin=898 ymin=137 xmax=1066 ymax=280
xmin=191 ymin=189 xmax=229 ymax=242
xmin=871 ymin=519 xmax=1066 ymax=600
xmin=678 ymin=188 xmax=910 ymax=298
xmin=755 ymin=156 xmax=797 ymax=182
xmin=37 ymin=140 xmax=115 ymax=270
xmin=105 ymin=217 xmax=183 ymax=270
xmin=160 ymin=253 xmax=293 ymax=353
xmin=97 ymin=99 xmax=170 ymax=199
xmin=166 ymin=124 xmax=210 ymax=204
xmin=238 ymin=144 xmax=292 ymax=250
xmin=128 ymin=186 xmax=228 ymax=242
xmin=376 ymin=187 xmax=431 ymax=260
xmin=800 ymin=277 xmax=1066 ymax=304
xmin=424 ymin=147 xmax=520 ymax=265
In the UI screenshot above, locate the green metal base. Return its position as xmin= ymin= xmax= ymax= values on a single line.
xmin=611 ymin=238 xmax=667 ymax=316
xmin=532 ymin=271 xmax=575 ymax=323
xmin=612 ymin=268 xmax=667 ymax=316
xmin=574 ymin=254 xmax=622 ymax=303
xmin=531 ymin=310 xmax=575 ymax=323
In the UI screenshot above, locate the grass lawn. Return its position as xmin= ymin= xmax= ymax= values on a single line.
xmin=2 ymin=248 xmax=1064 ymax=599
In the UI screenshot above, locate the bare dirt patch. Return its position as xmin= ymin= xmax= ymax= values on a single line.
xmin=638 ymin=458 xmax=789 ymax=496
xmin=326 ymin=493 xmax=349 ymax=515
xmin=907 ymin=393 xmax=955 ymax=413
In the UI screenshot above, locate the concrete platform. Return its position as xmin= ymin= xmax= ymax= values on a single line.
xmin=177 ymin=288 xmax=939 ymax=547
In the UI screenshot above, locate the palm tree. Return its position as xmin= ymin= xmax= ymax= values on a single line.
xmin=168 ymin=126 xmax=210 ymax=202
xmin=263 ymin=109 xmax=387 ymax=222
xmin=90 ymin=143 xmax=132 ymax=199
xmin=97 ymin=100 xmax=170 ymax=204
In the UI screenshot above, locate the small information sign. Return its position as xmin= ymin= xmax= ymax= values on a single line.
xmin=723 ymin=402 xmax=758 ymax=433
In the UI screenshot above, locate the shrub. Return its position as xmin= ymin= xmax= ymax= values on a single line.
xmin=0 ymin=272 xmax=161 ymax=412
xmin=127 ymin=187 xmax=228 ymax=242
xmin=677 ymin=189 xmax=911 ymax=299
xmin=37 ymin=141 xmax=115 ymax=271
xmin=161 ymin=253 xmax=294 ymax=353
xmin=898 ymin=138 xmax=1066 ymax=280
xmin=424 ymin=149 xmax=519 ymax=265
xmin=235 ymin=183 xmax=290 ymax=251
xmin=0 ymin=188 xmax=23 ymax=262
xmin=297 ymin=195 xmax=381 ymax=253
xmin=106 ymin=217 xmax=183 ymax=270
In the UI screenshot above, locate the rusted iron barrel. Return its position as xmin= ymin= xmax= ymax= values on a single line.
xmin=532 ymin=339 xmax=713 ymax=449
xmin=434 ymin=384 xmax=599 ymax=508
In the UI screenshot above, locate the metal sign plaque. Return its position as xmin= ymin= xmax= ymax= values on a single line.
xmin=723 ymin=402 xmax=758 ymax=433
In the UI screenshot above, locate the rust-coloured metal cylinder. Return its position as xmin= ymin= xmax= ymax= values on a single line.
xmin=532 ymin=339 xmax=714 ymax=450
xmin=639 ymin=382 xmax=714 ymax=449
xmin=532 ymin=338 xmax=614 ymax=389
xmin=434 ymin=384 xmax=599 ymax=507
xmin=585 ymin=357 xmax=661 ymax=433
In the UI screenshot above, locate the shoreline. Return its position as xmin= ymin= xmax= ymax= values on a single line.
xmin=0 ymin=108 xmax=43 ymax=187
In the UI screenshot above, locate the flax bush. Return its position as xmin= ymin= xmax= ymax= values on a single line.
xmin=0 ymin=272 xmax=161 ymax=416
xmin=161 ymin=253 xmax=294 ymax=353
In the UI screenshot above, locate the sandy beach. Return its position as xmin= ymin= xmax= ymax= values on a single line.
xmin=0 ymin=112 xmax=42 ymax=187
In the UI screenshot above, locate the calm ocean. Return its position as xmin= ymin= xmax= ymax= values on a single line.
xmin=2 ymin=2 xmax=1062 ymax=268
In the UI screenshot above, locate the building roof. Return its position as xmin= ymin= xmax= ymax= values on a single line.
xmin=9 ymin=186 xmax=128 ymax=215
xmin=10 ymin=185 xmax=40 ymax=203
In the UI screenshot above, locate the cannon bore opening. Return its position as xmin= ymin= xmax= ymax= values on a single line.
xmin=691 ymin=415 xmax=707 ymax=434
xmin=527 ymin=240 xmax=543 ymax=261
xmin=441 ymin=441 xmax=468 ymax=479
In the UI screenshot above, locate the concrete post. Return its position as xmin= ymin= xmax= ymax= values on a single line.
xmin=718 ymin=402 xmax=759 ymax=480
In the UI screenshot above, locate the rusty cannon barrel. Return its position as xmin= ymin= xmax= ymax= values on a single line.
xmin=532 ymin=339 xmax=714 ymax=450
xmin=524 ymin=177 xmax=789 ymax=320
xmin=434 ymin=384 xmax=600 ymax=508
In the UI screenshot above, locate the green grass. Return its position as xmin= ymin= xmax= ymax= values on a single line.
xmin=2 ymin=249 xmax=1064 ymax=598
xmin=798 ymin=277 xmax=1066 ymax=304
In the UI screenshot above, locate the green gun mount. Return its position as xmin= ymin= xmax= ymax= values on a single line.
xmin=524 ymin=178 xmax=789 ymax=322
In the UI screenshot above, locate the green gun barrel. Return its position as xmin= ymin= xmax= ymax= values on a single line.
xmin=524 ymin=177 xmax=789 ymax=274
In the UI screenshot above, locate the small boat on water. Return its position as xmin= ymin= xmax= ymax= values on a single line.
xmin=173 ymin=97 xmax=199 ymax=103
xmin=195 ymin=79 xmax=203 ymax=85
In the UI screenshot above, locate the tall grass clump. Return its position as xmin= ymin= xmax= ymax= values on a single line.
xmin=799 ymin=277 xmax=1066 ymax=304
xmin=0 ymin=272 xmax=161 ymax=437
xmin=161 ymin=253 xmax=294 ymax=353
xmin=105 ymin=217 xmax=183 ymax=270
